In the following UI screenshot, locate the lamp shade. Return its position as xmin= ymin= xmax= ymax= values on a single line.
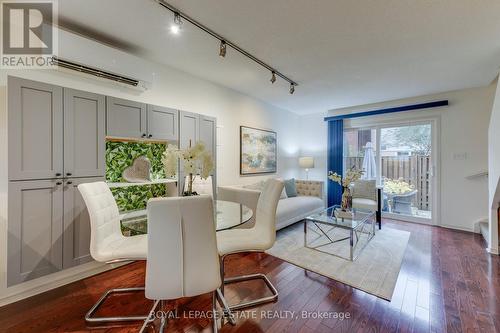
xmin=299 ymin=157 xmax=314 ymax=169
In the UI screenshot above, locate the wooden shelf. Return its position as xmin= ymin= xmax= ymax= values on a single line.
xmin=107 ymin=179 xmax=177 ymax=188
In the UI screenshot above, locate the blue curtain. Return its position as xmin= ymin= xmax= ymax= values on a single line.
xmin=327 ymin=119 xmax=343 ymax=206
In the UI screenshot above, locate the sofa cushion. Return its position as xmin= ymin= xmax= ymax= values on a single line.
xmin=284 ymin=178 xmax=298 ymax=197
xmin=277 ymin=196 xmax=324 ymax=225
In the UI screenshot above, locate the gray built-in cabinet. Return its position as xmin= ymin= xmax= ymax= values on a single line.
xmin=7 ymin=77 xmax=105 ymax=286
xmin=107 ymin=97 xmax=179 ymax=141
xmin=7 ymin=76 xmax=216 ymax=286
xmin=179 ymin=111 xmax=217 ymax=196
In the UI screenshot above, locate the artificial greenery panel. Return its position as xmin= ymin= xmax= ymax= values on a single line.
xmin=106 ymin=141 xmax=166 ymax=182
xmin=111 ymin=184 xmax=167 ymax=212
xmin=106 ymin=141 xmax=168 ymax=211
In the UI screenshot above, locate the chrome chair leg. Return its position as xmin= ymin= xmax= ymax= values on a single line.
xmin=219 ymin=254 xmax=279 ymax=311
xmin=85 ymin=287 xmax=149 ymax=323
xmin=212 ymin=291 xmax=219 ymax=333
xmin=139 ymin=299 xmax=161 ymax=333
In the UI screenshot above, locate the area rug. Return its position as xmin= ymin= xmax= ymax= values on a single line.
xmin=266 ymin=223 xmax=410 ymax=300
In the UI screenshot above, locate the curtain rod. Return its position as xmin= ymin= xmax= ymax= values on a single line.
xmin=324 ymin=100 xmax=449 ymax=122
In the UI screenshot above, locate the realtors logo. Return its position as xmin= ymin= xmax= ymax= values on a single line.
xmin=1 ymin=0 xmax=57 ymax=68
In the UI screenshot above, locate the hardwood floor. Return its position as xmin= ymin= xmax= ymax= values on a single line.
xmin=1 ymin=220 xmax=499 ymax=333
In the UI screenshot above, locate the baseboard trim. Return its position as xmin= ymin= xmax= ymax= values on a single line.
xmin=0 ymin=261 xmax=127 ymax=307
xmin=487 ymin=247 xmax=499 ymax=255
xmin=439 ymin=224 xmax=478 ymax=234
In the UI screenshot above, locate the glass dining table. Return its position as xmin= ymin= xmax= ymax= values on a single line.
xmin=120 ymin=200 xmax=253 ymax=235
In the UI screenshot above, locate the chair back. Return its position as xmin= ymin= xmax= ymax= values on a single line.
xmin=145 ymin=196 xmax=221 ymax=300
xmin=77 ymin=181 xmax=123 ymax=262
xmin=254 ymin=179 xmax=285 ymax=246
xmin=352 ymin=180 xmax=377 ymax=201
xmin=184 ymin=175 xmax=214 ymax=196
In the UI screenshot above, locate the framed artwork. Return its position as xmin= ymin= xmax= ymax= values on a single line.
xmin=240 ymin=126 xmax=277 ymax=175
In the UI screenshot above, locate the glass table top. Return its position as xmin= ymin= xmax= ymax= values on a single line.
xmin=305 ymin=205 xmax=375 ymax=230
xmin=120 ymin=199 xmax=253 ymax=235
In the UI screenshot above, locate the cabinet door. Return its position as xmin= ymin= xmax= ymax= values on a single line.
xmin=64 ymin=89 xmax=105 ymax=178
xmin=8 ymin=180 xmax=64 ymax=286
xmin=147 ymin=105 xmax=178 ymax=141
xmin=62 ymin=177 xmax=103 ymax=268
xmin=179 ymin=111 xmax=199 ymax=195
xmin=179 ymin=111 xmax=199 ymax=149
xmin=8 ymin=77 xmax=63 ymax=181
xmin=199 ymin=115 xmax=217 ymax=195
xmin=106 ymin=97 xmax=147 ymax=138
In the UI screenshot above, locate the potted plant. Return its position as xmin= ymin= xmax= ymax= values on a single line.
xmin=162 ymin=142 xmax=214 ymax=196
xmin=328 ymin=166 xmax=364 ymax=212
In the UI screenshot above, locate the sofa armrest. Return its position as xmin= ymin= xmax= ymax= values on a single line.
xmin=295 ymin=180 xmax=324 ymax=199
xmin=217 ymin=186 xmax=260 ymax=227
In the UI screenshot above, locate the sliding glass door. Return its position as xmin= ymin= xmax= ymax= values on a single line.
xmin=344 ymin=120 xmax=437 ymax=224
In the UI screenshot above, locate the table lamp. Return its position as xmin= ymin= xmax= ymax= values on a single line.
xmin=299 ymin=157 xmax=314 ymax=180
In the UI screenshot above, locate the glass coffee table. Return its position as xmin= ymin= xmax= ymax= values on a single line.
xmin=304 ymin=205 xmax=376 ymax=261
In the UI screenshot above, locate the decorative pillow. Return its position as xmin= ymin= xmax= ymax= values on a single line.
xmin=284 ymin=178 xmax=298 ymax=197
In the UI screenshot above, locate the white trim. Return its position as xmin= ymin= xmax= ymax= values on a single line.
xmin=0 ymin=261 xmax=128 ymax=307
xmin=344 ymin=115 xmax=440 ymax=226
xmin=487 ymin=247 xmax=499 ymax=255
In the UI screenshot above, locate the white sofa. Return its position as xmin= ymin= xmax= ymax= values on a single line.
xmin=218 ymin=179 xmax=325 ymax=230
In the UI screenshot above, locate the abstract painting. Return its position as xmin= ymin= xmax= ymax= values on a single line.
xmin=240 ymin=126 xmax=277 ymax=175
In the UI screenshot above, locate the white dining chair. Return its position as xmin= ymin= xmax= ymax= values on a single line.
xmin=78 ymin=181 xmax=148 ymax=323
xmin=216 ymin=179 xmax=284 ymax=311
xmin=184 ymin=175 xmax=214 ymax=196
xmin=140 ymin=196 xmax=226 ymax=332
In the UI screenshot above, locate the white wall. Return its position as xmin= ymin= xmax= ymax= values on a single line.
xmin=298 ymin=112 xmax=328 ymax=183
xmin=300 ymin=85 xmax=495 ymax=233
xmin=488 ymin=77 xmax=500 ymax=254
xmin=0 ymin=29 xmax=300 ymax=304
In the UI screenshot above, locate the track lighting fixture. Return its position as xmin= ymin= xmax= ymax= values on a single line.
xmin=157 ymin=0 xmax=298 ymax=94
xmin=270 ymin=71 xmax=276 ymax=84
xmin=219 ymin=40 xmax=227 ymax=58
xmin=170 ymin=12 xmax=182 ymax=34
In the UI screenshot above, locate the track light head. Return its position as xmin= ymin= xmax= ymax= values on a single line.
xmin=270 ymin=71 xmax=276 ymax=84
xmin=289 ymin=83 xmax=295 ymax=94
xmin=219 ymin=40 xmax=227 ymax=57
xmin=170 ymin=12 xmax=182 ymax=34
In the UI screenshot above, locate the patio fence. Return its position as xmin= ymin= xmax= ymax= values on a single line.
xmin=344 ymin=155 xmax=431 ymax=211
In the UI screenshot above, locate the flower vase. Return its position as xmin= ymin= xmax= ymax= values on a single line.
xmin=341 ymin=186 xmax=352 ymax=211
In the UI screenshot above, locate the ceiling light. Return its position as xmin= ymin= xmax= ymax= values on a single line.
xmin=270 ymin=72 xmax=276 ymax=84
xmin=289 ymin=83 xmax=295 ymax=95
xmin=170 ymin=25 xmax=180 ymax=34
xmin=219 ymin=40 xmax=227 ymax=57
xmin=170 ymin=12 xmax=182 ymax=34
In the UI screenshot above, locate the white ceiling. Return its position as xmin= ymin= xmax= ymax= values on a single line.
xmin=59 ymin=0 xmax=500 ymax=115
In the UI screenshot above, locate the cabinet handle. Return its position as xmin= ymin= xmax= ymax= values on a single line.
xmin=55 ymin=173 xmax=62 ymax=177
xmin=141 ymin=133 xmax=146 ymax=138
xmin=66 ymin=172 xmax=72 ymax=176
xmin=55 ymin=181 xmax=62 ymax=185
xmin=66 ymin=181 xmax=73 ymax=185
xmin=148 ymin=134 xmax=152 ymax=138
